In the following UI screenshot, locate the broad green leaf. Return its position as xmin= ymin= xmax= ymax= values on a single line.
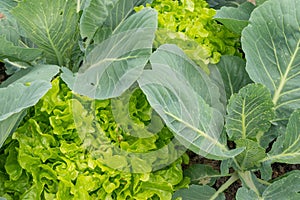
xmin=215 ymin=2 xmax=255 ymax=34
xmin=235 ymin=139 xmax=266 ymax=170
xmin=172 ymin=185 xmax=225 ymax=200
xmin=0 ymin=65 xmax=59 ymax=148
xmin=80 ymin=0 xmax=117 ymax=42
xmin=236 ymin=187 xmax=259 ymax=200
xmin=92 ymin=0 xmax=151 ymax=44
xmin=215 ymin=55 xmax=252 ymax=100
xmin=209 ymin=65 xmax=227 ymax=109
xmin=256 ymin=0 xmax=267 ymax=6
xmin=61 ymin=8 xmax=157 ymax=99
xmin=0 ymin=1 xmax=42 ymax=62
xmin=267 ymin=109 xmax=300 ymax=164
xmin=0 ymin=36 xmax=42 ymax=62
xmin=11 ymin=0 xmax=79 ymax=66
xmin=0 ymin=82 xmax=51 ymax=149
xmin=226 ymin=84 xmax=274 ymax=140
xmin=242 ymin=0 xmax=300 ymax=120
xmin=0 ymin=111 xmax=26 ymax=149
xmin=0 ymin=64 xmax=59 ymax=87
xmin=0 ymin=0 xmax=20 ymax=44
xmin=184 ymin=164 xmax=221 ymax=186
xmin=206 ymin=0 xmax=247 ymax=9
xmin=262 ymin=171 xmax=300 ymax=200
xmin=259 ymin=122 xmax=285 ymax=149
xmin=138 ymin=44 xmax=243 ymax=160
xmin=0 ymin=81 xmax=52 ymax=121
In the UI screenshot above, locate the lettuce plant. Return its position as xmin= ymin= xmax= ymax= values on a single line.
xmin=136 ymin=0 xmax=242 ymax=72
xmin=0 ymin=78 xmax=188 ymax=199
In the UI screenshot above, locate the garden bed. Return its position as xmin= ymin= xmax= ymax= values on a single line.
xmin=1 ymin=0 xmax=300 ymax=199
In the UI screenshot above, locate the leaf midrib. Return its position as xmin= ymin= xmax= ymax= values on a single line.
xmin=272 ymin=39 xmax=300 ymax=106
xmin=165 ymin=111 xmax=227 ymax=151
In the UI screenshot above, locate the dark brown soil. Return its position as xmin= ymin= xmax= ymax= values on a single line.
xmin=185 ymin=151 xmax=300 ymax=200
xmin=0 ymin=62 xmax=7 ymax=83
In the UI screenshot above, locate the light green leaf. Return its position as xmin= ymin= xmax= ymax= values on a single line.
xmin=262 ymin=171 xmax=300 ymax=200
xmin=11 ymin=0 xmax=79 ymax=66
xmin=242 ymin=0 xmax=300 ymax=120
xmin=235 ymin=139 xmax=266 ymax=170
xmin=267 ymin=109 xmax=300 ymax=164
xmin=226 ymin=84 xmax=274 ymax=140
xmin=215 ymin=55 xmax=252 ymax=100
xmin=215 ymin=2 xmax=255 ymax=34
xmin=184 ymin=164 xmax=221 ymax=186
xmin=138 ymin=44 xmax=243 ymax=160
xmin=62 ymin=8 xmax=157 ymax=99
xmin=236 ymin=187 xmax=259 ymax=200
xmin=172 ymin=185 xmax=225 ymax=200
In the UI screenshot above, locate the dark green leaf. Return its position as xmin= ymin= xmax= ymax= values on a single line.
xmin=172 ymin=185 xmax=225 ymax=200
xmin=11 ymin=0 xmax=79 ymax=66
xmin=80 ymin=0 xmax=117 ymax=42
xmin=184 ymin=164 xmax=221 ymax=186
xmin=235 ymin=139 xmax=266 ymax=170
xmin=268 ymin=109 xmax=300 ymax=164
xmin=0 ymin=36 xmax=42 ymax=62
xmin=242 ymin=0 xmax=300 ymax=120
xmin=256 ymin=0 xmax=267 ymax=6
xmin=226 ymin=84 xmax=274 ymax=140
xmin=262 ymin=171 xmax=300 ymax=200
xmin=0 ymin=111 xmax=26 ymax=149
xmin=215 ymin=55 xmax=252 ymax=100
xmin=236 ymin=187 xmax=259 ymax=200
xmin=206 ymin=0 xmax=247 ymax=9
xmin=215 ymin=2 xmax=255 ymax=34
xmin=259 ymin=161 xmax=272 ymax=181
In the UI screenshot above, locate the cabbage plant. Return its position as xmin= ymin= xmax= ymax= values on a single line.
xmin=171 ymin=0 xmax=300 ymax=199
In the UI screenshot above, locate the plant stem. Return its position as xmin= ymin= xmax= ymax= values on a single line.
xmin=209 ymin=172 xmax=239 ymax=200
xmin=256 ymin=178 xmax=271 ymax=186
xmin=77 ymin=0 xmax=81 ymax=13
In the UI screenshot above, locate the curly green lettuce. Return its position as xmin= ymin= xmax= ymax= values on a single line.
xmin=0 ymin=78 xmax=189 ymax=200
xmin=136 ymin=0 xmax=242 ymax=72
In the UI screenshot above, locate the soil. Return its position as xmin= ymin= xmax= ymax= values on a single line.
xmin=0 ymin=62 xmax=7 ymax=83
xmin=185 ymin=151 xmax=300 ymax=200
